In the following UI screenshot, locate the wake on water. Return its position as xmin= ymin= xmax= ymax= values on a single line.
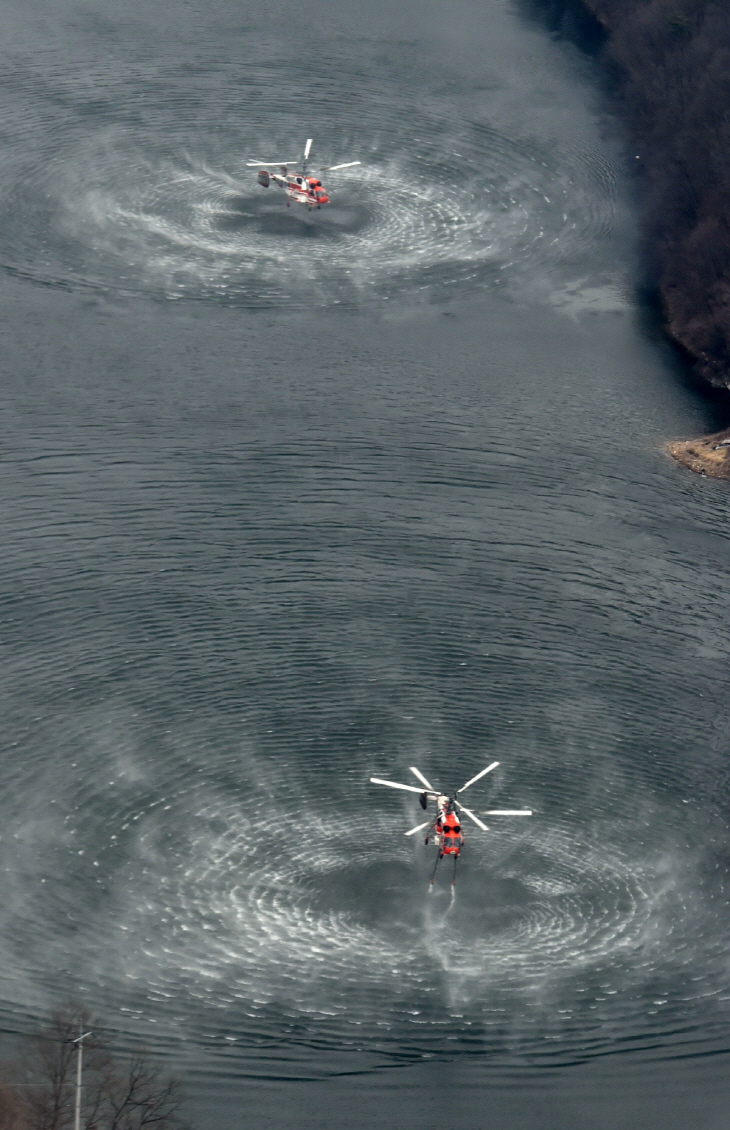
xmin=3 ymin=726 xmax=727 ymax=1071
xmin=0 ymin=125 xmax=622 ymax=308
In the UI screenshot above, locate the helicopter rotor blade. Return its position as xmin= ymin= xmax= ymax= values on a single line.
xmin=321 ymin=161 xmax=361 ymax=171
xmin=459 ymin=805 xmax=489 ymax=831
xmin=304 ymin=138 xmax=313 ymax=160
xmin=409 ymin=766 xmax=438 ymax=792
xmin=245 ymin=161 xmax=297 ymax=167
xmin=404 ymin=820 xmax=431 ymax=837
xmin=457 ymin=762 xmax=500 ymax=793
xmin=370 ymin=777 xmax=437 ymax=796
xmin=481 ymin=809 xmax=532 ymax=816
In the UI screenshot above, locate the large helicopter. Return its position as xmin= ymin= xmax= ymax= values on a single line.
xmin=246 ymin=138 xmax=360 ymax=210
xmin=370 ymin=763 xmax=532 ymax=887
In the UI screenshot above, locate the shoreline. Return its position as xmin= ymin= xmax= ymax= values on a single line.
xmin=539 ymin=0 xmax=730 ymax=475
xmin=666 ymin=429 xmax=730 ymax=480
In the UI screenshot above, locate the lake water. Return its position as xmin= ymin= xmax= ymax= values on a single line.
xmin=1 ymin=1 xmax=730 ymax=1127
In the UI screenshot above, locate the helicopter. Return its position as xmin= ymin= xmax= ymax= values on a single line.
xmin=369 ymin=762 xmax=532 ymax=888
xmin=246 ymin=138 xmax=360 ymax=210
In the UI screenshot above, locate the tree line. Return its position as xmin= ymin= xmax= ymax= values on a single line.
xmin=535 ymin=0 xmax=730 ymax=391
xmin=0 ymin=1004 xmax=187 ymax=1130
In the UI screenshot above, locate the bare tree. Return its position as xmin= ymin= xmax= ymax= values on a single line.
xmin=99 ymin=1054 xmax=185 ymax=1130
xmin=11 ymin=1004 xmax=187 ymax=1130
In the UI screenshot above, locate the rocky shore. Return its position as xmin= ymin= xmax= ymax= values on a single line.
xmin=667 ymin=429 xmax=730 ymax=480
xmin=543 ymin=0 xmax=730 ymax=475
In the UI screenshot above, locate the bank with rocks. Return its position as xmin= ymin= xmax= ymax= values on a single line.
xmin=545 ymin=0 xmax=730 ymax=475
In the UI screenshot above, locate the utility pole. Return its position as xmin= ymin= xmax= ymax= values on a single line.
xmin=72 ymin=1030 xmax=92 ymax=1130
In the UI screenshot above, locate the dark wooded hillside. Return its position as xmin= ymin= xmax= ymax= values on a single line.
xmin=578 ymin=0 xmax=730 ymax=388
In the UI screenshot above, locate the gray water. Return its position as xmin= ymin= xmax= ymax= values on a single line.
xmin=1 ymin=1 xmax=730 ymax=1127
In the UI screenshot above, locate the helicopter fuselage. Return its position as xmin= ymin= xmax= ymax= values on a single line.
xmin=425 ymin=796 xmax=464 ymax=856
xmin=369 ymin=762 xmax=530 ymax=889
xmin=259 ymin=170 xmax=330 ymax=209
xmin=250 ymin=141 xmax=359 ymax=210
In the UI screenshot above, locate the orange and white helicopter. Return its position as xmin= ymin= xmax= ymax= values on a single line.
xmin=246 ymin=138 xmax=360 ymax=210
xmin=370 ymin=763 xmax=532 ymax=888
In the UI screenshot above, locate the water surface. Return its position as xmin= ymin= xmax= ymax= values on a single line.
xmin=1 ymin=1 xmax=730 ymax=1127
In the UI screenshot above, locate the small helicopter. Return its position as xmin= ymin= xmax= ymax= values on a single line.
xmin=370 ymin=762 xmax=532 ymax=887
xmin=246 ymin=138 xmax=360 ymax=211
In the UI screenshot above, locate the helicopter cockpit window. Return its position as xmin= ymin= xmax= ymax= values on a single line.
xmin=296 ymin=177 xmax=302 ymax=184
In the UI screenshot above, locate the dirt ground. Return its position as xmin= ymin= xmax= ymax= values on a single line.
xmin=667 ymin=429 xmax=730 ymax=478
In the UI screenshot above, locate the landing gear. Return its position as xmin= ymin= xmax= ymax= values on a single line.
xmin=430 ymin=849 xmax=459 ymax=890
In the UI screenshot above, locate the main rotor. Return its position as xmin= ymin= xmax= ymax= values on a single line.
xmin=246 ymin=137 xmax=361 ymax=179
xmin=369 ymin=762 xmax=532 ymax=836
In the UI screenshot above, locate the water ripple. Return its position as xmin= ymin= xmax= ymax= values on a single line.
xmin=0 ymin=48 xmax=621 ymax=306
